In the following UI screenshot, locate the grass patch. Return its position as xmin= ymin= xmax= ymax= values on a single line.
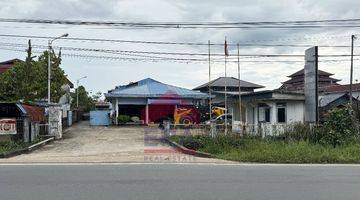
xmin=0 ymin=138 xmax=43 ymax=155
xmin=0 ymin=141 xmax=28 ymax=154
xmin=169 ymin=135 xmax=360 ymax=163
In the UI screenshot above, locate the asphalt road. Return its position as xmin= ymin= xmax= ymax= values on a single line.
xmin=0 ymin=163 xmax=359 ymax=200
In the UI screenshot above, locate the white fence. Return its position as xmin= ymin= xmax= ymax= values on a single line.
xmin=243 ymin=123 xmax=288 ymax=137
xmin=164 ymin=121 xmax=304 ymax=138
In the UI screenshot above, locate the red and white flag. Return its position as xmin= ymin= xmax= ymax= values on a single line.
xmin=224 ymin=39 xmax=229 ymax=56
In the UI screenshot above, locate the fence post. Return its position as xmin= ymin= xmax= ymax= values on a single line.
xmin=210 ymin=122 xmax=216 ymax=137
xmin=48 ymin=105 xmax=63 ymax=139
xmin=163 ymin=120 xmax=171 ymax=137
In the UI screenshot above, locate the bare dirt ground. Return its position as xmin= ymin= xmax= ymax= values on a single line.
xmin=0 ymin=121 xmax=230 ymax=163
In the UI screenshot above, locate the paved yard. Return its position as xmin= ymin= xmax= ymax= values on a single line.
xmin=0 ymin=122 xmax=227 ymax=163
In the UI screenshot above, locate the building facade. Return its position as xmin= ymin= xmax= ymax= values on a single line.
xmin=105 ymin=78 xmax=208 ymax=125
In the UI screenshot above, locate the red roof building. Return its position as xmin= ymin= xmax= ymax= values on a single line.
xmin=0 ymin=59 xmax=22 ymax=74
xmin=323 ymin=83 xmax=360 ymax=94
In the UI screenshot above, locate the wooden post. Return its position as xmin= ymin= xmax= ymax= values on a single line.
xmin=350 ymin=35 xmax=356 ymax=106
xmin=237 ymin=43 xmax=241 ymax=123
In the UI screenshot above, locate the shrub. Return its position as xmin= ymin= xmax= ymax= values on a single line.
xmin=171 ymin=134 xmax=245 ymax=153
xmin=281 ymin=123 xmax=311 ymax=141
xmin=117 ymin=115 xmax=131 ymax=124
xmin=315 ymin=107 xmax=359 ymax=147
xmin=0 ymin=141 xmax=25 ymax=153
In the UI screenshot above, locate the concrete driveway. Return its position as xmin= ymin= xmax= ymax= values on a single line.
xmin=0 ymin=121 xmax=227 ymax=163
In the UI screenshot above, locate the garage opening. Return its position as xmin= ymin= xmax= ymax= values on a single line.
xmin=118 ymin=105 xmax=145 ymax=119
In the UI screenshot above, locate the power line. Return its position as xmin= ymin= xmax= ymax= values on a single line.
xmin=2 ymin=18 xmax=360 ymax=29
xmin=2 ymin=41 xmax=360 ymax=60
xmin=1 ymin=46 xmax=358 ymax=64
xmin=0 ymin=33 xmax=354 ymax=48
xmin=0 ymin=41 xmax=306 ymax=57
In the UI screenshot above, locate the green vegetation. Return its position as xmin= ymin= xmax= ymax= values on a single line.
xmin=117 ymin=115 xmax=131 ymax=124
xmin=170 ymin=135 xmax=360 ymax=163
xmin=315 ymin=107 xmax=359 ymax=147
xmin=0 ymin=141 xmax=28 ymax=154
xmin=169 ymin=107 xmax=360 ymax=163
xmin=0 ymin=40 xmax=66 ymax=102
xmin=70 ymin=86 xmax=98 ymax=112
xmin=0 ymin=137 xmax=44 ymax=155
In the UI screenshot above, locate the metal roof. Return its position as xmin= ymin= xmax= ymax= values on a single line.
xmin=105 ymin=78 xmax=208 ymax=99
xmin=324 ymin=83 xmax=360 ymax=93
xmin=0 ymin=59 xmax=23 ymax=74
xmin=239 ymin=90 xmax=305 ymax=101
xmin=193 ymin=77 xmax=264 ymax=90
xmin=288 ymin=69 xmax=334 ymax=77
xmin=21 ymin=104 xmax=46 ymax=122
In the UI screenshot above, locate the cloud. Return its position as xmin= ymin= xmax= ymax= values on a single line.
xmin=0 ymin=0 xmax=359 ymax=93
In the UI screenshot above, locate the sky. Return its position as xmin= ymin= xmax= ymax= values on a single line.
xmin=0 ymin=0 xmax=360 ymax=96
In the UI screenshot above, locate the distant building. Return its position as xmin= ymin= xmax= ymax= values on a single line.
xmin=193 ymin=77 xmax=264 ymax=105
xmin=229 ymin=70 xmax=358 ymax=135
xmin=0 ymin=59 xmax=22 ymax=74
xmin=279 ymin=69 xmax=340 ymax=92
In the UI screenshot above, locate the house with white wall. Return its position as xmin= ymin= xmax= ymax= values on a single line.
xmin=230 ymin=90 xmax=305 ymax=136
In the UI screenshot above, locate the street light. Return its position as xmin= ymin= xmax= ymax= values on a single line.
xmin=48 ymin=33 xmax=69 ymax=104
xmin=76 ymin=76 xmax=87 ymax=108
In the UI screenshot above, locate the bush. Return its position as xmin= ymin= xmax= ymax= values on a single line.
xmin=0 ymin=141 xmax=26 ymax=153
xmin=117 ymin=115 xmax=131 ymax=124
xmin=170 ymin=134 xmax=245 ymax=153
xmin=314 ymin=107 xmax=359 ymax=147
xmin=169 ymin=133 xmax=360 ymax=163
xmin=281 ymin=123 xmax=311 ymax=141
xmin=180 ymin=135 xmax=206 ymax=150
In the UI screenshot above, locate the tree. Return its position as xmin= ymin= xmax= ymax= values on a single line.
xmin=91 ymin=92 xmax=103 ymax=102
xmin=0 ymin=40 xmax=66 ymax=102
xmin=71 ymin=86 xmax=95 ymax=112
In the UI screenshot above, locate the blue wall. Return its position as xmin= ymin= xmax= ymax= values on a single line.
xmin=90 ymin=111 xmax=110 ymax=126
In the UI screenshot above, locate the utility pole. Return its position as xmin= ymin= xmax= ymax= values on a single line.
xmin=224 ymin=37 xmax=228 ymax=135
xmin=47 ymin=41 xmax=51 ymax=104
xmin=208 ymin=40 xmax=212 ymax=122
xmin=350 ymin=35 xmax=356 ymax=106
xmin=237 ymin=43 xmax=242 ymax=129
xmin=47 ymin=33 xmax=69 ymax=104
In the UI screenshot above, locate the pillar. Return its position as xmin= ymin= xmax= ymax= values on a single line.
xmin=115 ymin=98 xmax=119 ymax=125
xmin=145 ymin=104 xmax=149 ymax=125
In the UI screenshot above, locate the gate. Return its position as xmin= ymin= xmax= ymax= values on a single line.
xmin=90 ymin=110 xmax=110 ymax=126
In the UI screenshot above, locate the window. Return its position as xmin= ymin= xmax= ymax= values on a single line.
xmin=277 ymin=103 xmax=286 ymax=123
xmin=265 ymin=108 xmax=271 ymax=122
xmin=258 ymin=105 xmax=271 ymax=123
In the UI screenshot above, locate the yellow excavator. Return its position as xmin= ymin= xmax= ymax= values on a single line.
xmin=173 ymin=107 xmax=200 ymax=125
xmin=173 ymin=106 xmax=226 ymax=126
xmin=211 ymin=106 xmax=226 ymax=117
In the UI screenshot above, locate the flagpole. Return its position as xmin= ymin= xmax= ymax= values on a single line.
xmin=224 ymin=37 xmax=228 ymax=135
xmin=208 ymin=40 xmax=212 ymax=125
xmin=237 ymin=43 xmax=242 ymax=133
